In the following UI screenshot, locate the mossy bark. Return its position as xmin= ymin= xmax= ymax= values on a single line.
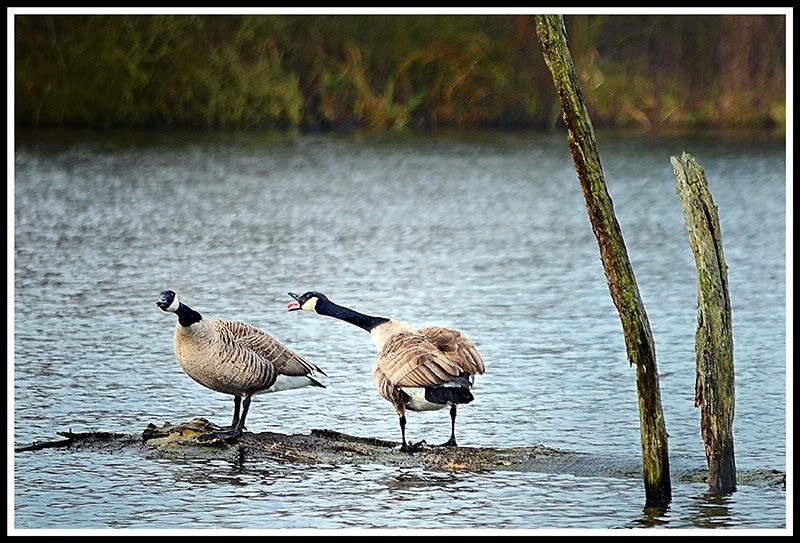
xmin=672 ymin=152 xmax=737 ymax=495
xmin=535 ymin=15 xmax=671 ymax=507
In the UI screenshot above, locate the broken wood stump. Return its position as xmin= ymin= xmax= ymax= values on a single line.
xmin=673 ymin=152 xmax=737 ymax=495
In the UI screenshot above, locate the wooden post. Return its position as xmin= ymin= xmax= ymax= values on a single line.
xmin=535 ymin=15 xmax=672 ymax=507
xmin=672 ymin=152 xmax=737 ymax=495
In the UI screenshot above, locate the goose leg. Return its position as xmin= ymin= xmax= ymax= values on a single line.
xmin=398 ymin=415 xmax=426 ymax=453
xmin=229 ymin=396 xmax=241 ymax=429
xmin=236 ymin=396 xmax=252 ymax=433
xmin=399 ymin=415 xmax=411 ymax=453
xmin=437 ymin=404 xmax=458 ymax=447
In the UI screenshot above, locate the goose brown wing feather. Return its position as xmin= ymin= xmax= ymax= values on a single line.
xmin=217 ymin=320 xmax=326 ymax=377
xmin=417 ymin=326 xmax=486 ymax=375
xmin=377 ymin=332 xmax=463 ymax=388
xmin=207 ymin=322 xmax=278 ymax=392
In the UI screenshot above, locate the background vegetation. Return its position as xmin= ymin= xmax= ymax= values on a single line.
xmin=14 ymin=15 xmax=786 ymax=131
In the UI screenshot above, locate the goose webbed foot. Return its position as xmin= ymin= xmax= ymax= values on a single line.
xmin=400 ymin=439 xmax=427 ymax=454
xmin=217 ymin=424 xmax=247 ymax=433
xmin=196 ymin=426 xmax=243 ymax=444
xmin=198 ymin=396 xmax=251 ymax=444
xmin=435 ymin=436 xmax=458 ymax=448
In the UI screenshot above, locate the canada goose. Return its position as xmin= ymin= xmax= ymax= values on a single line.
xmin=156 ymin=289 xmax=326 ymax=441
xmin=287 ymin=291 xmax=485 ymax=452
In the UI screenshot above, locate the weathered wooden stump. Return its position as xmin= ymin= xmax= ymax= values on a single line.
xmin=536 ymin=14 xmax=671 ymax=507
xmin=673 ymin=152 xmax=737 ymax=495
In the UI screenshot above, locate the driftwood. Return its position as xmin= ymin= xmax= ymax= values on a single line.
xmin=13 ymin=418 xmax=784 ymax=490
xmin=673 ymin=152 xmax=737 ymax=494
xmin=14 ymin=430 xmax=136 ymax=453
xmin=535 ymin=15 xmax=672 ymax=507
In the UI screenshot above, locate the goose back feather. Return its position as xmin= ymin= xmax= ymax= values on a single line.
xmin=417 ymin=326 xmax=486 ymax=377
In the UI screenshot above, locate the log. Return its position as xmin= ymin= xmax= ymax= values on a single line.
xmin=13 ymin=430 xmax=133 ymax=452
xmin=535 ymin=14 xmax=672 ymax=507
xmin=13 ymin=419 xmax=783 ymax=489
xmin=17 ymin=418 xmax=607 ymax=474
xmin=672 ymin=152 xmax=737 ymax=494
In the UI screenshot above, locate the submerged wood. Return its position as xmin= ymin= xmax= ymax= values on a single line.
xmin=535 ymin=15 xmax=671 ymax=506
xmin=14 ymin=430 xmax=137 ymax=452
xmin=13 ymin=418 xmax=783 ymax=489
xmin=672 ymin=152 xmax=737 ymax=494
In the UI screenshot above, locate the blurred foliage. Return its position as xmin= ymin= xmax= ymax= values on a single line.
xmin=14 ymin=14 xmax=786 ymax=130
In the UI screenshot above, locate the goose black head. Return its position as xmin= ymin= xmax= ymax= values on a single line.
xmin=287 ymin=291 xmax=329 ymax=313
xmin=156 ymin=290 xmax=180 ymax=312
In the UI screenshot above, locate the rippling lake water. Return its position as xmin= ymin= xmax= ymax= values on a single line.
xmin=12 ymin=129 xmax=787 ymax=530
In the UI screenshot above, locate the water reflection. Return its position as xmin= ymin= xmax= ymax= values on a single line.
xmin=626 ymin=505 xmax=671 ymax=528
xmin=382 ymin=469 xmax=464 ymax=493
xmin=158 ymin=452 xmax=334 ymax=485
xmin=687 ymin=492 xmax=734 ymax=529
xmin=162 ymin=458 xmax=258 ymax=488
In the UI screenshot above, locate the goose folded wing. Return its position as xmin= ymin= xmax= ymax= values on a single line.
xmin=377 ymin=332 xmax=464 ymax=388
xmin=219 ymin=320 xmax=326 ymax=377
xmin=272 ymin=351 xmax=327 ymax=378
xmin=418 ymin=326 xmax=485 ymax=375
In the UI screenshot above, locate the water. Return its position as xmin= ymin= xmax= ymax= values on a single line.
xmin=12 ymin=129 xmax=787 ymax=530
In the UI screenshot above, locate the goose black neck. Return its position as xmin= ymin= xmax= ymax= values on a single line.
xmin=316 ymin=299 xmax=388 ymax=332
xmin=176 ymin=303 xmax=203 ymax=327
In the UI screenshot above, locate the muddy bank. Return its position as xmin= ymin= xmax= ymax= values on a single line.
xmin=15 ymin=418 xmax=785 ymax=490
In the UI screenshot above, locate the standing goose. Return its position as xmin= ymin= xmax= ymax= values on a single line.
xmin=287 ymin=291 xmax=485 ymax=452
xmin=156 ymin=289 xmax=326 ymax=441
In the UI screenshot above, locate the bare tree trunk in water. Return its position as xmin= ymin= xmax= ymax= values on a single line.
xmin=672 ymin=152 xmax=736 ymax=495
xmin=535 ymin=14 xmax=671 ymax=507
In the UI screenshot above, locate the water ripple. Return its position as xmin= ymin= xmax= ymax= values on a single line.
xmin=13 ymin=130 xmax=786 ymax=529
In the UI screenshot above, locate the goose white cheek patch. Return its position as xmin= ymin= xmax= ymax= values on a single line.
xmin=287 ymin=301 xmax=300 ymax=310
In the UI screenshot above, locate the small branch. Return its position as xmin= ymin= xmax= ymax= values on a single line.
xmin=15 ymin=429 xmax=138 ymax=453
xmin=15 ymin=438 xmax=73 ymax=453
